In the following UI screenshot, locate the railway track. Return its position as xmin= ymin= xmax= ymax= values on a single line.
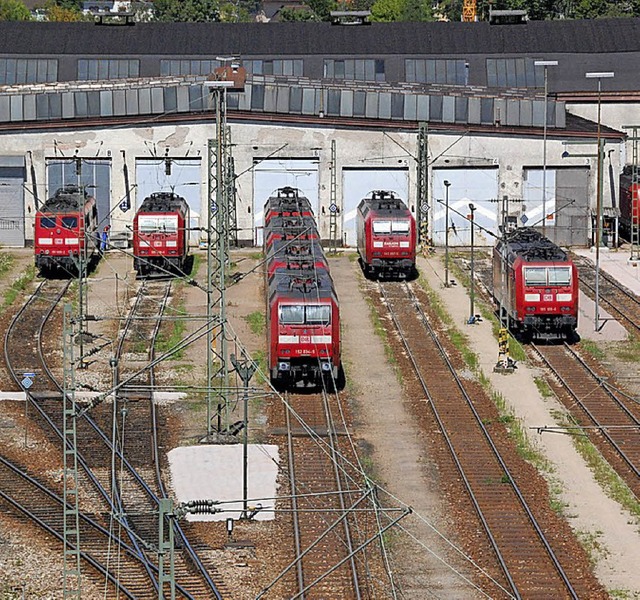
xmin=375 ymin=279 xmax=603 ymax=599
xmin=573 ymin=254 xmax=640 ymax=337
xmin=261 ymin=388 xmax=394 ymax=600
xmin=531 ymin=342 xmax=640 ymax=500
xmin=3 ymin=278 xmax=225 ymax=599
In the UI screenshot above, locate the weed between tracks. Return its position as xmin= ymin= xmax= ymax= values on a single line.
xmin=418 ymin=264 xmax=567 ymax=513
xmin=2 ymin=263 xmax=35 ymax=310
xmin=549 ymin=408 xmax=640 ymax=525
xmin=243 ymin=311 xmax=266 ymax=336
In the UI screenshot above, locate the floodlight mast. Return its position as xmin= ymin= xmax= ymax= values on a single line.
xmin=534 ymin=60 xmax=558 ymax=238
xmin=585 ymin=71 xmax=614 ymax=332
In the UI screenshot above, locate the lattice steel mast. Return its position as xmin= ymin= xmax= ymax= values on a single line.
xmin=63 ymin=304 xmax=81 ymax=599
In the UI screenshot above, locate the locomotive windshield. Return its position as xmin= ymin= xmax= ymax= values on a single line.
xmin=61 ymin=216 xmax=78 ymax=229
xmin=280 ymin=304 xmax=331 ymax=325
xmin=40 ymin=216 xmax=56 ymax=229
xmin=524 ymin=266 xmax=571 ymax=286
xmin=139 ymin=215 xmax=179 ymax=234
xmin=372 ymin=220 xmax=410 ymax=234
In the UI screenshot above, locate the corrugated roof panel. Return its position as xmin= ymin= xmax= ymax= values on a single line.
xmin=100 ymin=90 xmax=113 ymax=117
xmin=403 ymin=94 xmax=417 ymax=121
xmin=340 ymin=90 xmax=353 ymax=118
xmin=9 ymin=95 xmax=21 ymax=122
xmin=151 ymin=87 xmax=164 ymax=114
xmin=442 ymin=95 xmax=455 ymax=123
xmin=506 ymin=99 xmax=519 ymax=126
xmin=176 ymin=86 xmax=189 ymax=113
xmin=468 ymin=97 xmax=481 ymax=124
xmin=113 ymin=89 xmax=126 ymax=116
xmin=0 ymin=96 xmax=9 ymax=122
xmin=139 ymin=87 xmax=151 ymax=114
xmin=62 ymin=92 xmax=74 ymax=119
xmin=416 ymin=95 xmax=429 ymax=121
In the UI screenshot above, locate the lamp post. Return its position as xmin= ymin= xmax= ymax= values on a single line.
xmin=468 ymin=203 xmax=476 ymax=324
xmin=534 ymin=60 xmax=558 ymax=238
xmin=585 ymin=70 xmax=614 ymax=331
xmin=444 ymin=180 xmax=451 ymax=287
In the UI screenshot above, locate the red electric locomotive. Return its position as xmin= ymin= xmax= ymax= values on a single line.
xmin=264 ymin=186 xmax=314 ymax=226
xmin=133 ymin=192 xmax=190 ymax=277
xmin=263 ymin=189 xmax=343 ymax=391
xmin=267 ymin=238 xmax=328 ymax=279
xmin=356 ymin=190 xmax=417 ymax=279
xmin=492 ymin=227 xmax=578 ymax=340
xmin=264 ymin=214 xmax=319 ymax=251
xmin=619 ymin=166 xmax=640 ymax=244
xmin=34 ymin=185 xmax=99 ymax=275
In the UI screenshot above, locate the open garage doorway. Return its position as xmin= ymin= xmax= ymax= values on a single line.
xmin=342 ymin=166 xmax=409 ymax=247
xmin=252 ymin=158 xmax=319 ymax=246
xmin=136 ymin=158 xmax=202 ymax=245
xmin=432 ymin=168 xmax=499 ymax=247
xmin=47 ymin=158 xmax=111 ymax=232
xmin=0 ymin=157 xmax=25 ymax=247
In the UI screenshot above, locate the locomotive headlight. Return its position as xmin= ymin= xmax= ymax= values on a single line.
xmin=525 ymin=293 xmax=541 ymax=302
xmin=556 ymin=293 xmax=572 ymax=302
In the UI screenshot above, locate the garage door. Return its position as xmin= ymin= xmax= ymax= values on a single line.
xmin=432 ymin=168 xmax=499 ymax=247
xmin=523 ymin=167 xmax=588 ymax=246
xmin=47 ymin=158 xmax=111 ymax=231
xmin=136 ymin=158 xmax=202 ymax=245
xmin=253 ymin=158 xmax=319 ymax=246
xmin=342 ymin=167 xmax=409 ymax=247
xmin=0 ymin=159 xmax=25 ymax=247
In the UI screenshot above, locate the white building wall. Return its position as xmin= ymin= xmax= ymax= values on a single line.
xmin=0 ymin=117 xmax=624 ymax=247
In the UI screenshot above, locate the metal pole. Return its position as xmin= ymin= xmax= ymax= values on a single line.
xmin=595 ymin=79 xmax=602 ymax=331
xmin=444 ymin=180 xmax=451 ymax=287
xmin=468 ymin=203 xmax=476 ymax=324
xmin=230 ymin=352 xmax=256 ymax=519
xmin=586 ymin=71 xmax=613 ymax=331
xmin=535 ymin=60 xmax=558 ymax=238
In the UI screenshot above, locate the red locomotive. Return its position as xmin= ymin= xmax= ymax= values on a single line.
xmin=264 ymin=188 xmax=343 ymax=391
xmin=264 ymin=186 xmax=314 ymax=226
xmin=34 ymin=185 xmax=99 ymax=275
xmin=356 ymin=190 xmax=417 ymax=279
xmin=492 ymin=227 xmax=578 ymax=340
xmin=619 ymin=166 xmax=640 ymax=243
xmin=133 ymin=192 xmax=190 ymax=277
xmin=267 ymin=238 xmax=328 ymax=279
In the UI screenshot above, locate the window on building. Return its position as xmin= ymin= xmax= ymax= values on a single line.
xmin=324 ymin=59 xmax=385 ymax=82
xmin=243 ymin=59 xmax=303 ymax=77
xmin=78 ymin=59 xmax=139 ymax=81
xmin=0 ymin=58 xmax=57 ymax=84
xmin=404 ymin=59 xmax=467 ymax=85
xmin=486 ymin=58 xmax=544 ymax=88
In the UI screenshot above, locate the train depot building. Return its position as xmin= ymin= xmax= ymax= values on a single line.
xmin=0 ymin=18 xmax=637 ymax=250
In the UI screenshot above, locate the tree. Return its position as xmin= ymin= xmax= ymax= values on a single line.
xmin=0 ymin=0 xmax=31 ymax=21
xmin=401 ymin=0 xmax=433 ymax=21
xmin=279 ymin=6 xmax=321 ymax=20
xmin=370 ymin=0 xmax=403 ymax=21
xmin=152 ymin=0 xmax=221 ymax=22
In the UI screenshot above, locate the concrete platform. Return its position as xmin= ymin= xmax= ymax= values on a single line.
xmin=573 ymin=248 xmax=639 ymax=342
xmin=167 ymin=444 xmax=280 ymax=522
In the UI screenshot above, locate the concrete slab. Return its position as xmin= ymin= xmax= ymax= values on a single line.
xmin=577 ymin=290 xmax=629 ymax=342
xmin=574 ymin=248 xmax=640 ymax=296
xmin=167 ymin=444 xmax=280 ymax=521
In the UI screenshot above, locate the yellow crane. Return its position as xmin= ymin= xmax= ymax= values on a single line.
xmin=462 ymin=0 xmax=476 ymax=21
